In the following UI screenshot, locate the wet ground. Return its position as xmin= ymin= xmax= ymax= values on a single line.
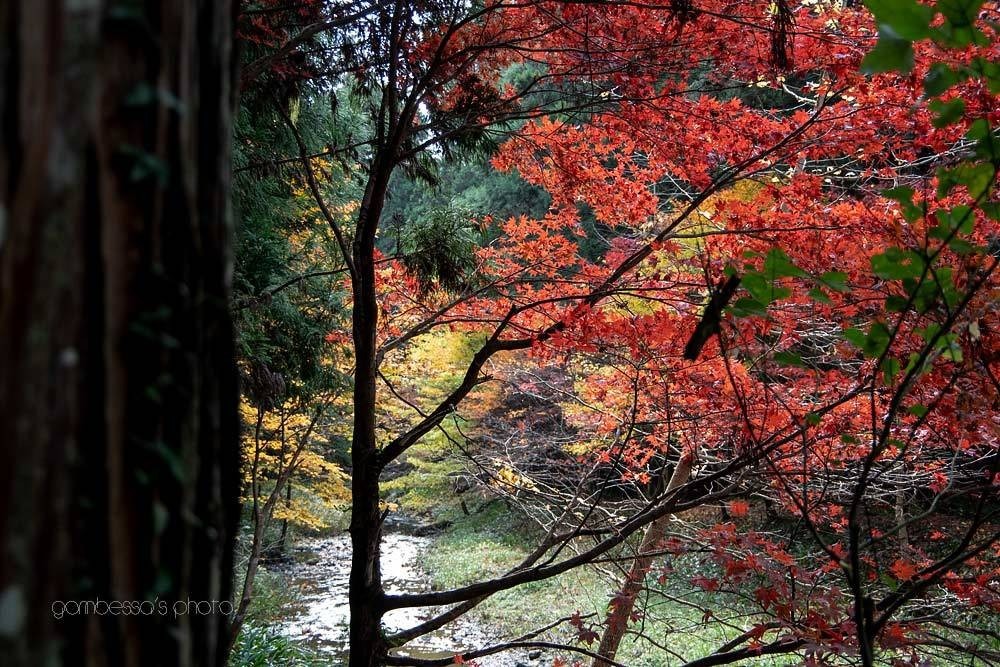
xmin=275 ymin=531 xmax=535 ymax=666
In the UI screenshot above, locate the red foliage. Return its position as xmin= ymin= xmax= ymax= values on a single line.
xmin=276 ymin=0 xmax=1000 ymax=661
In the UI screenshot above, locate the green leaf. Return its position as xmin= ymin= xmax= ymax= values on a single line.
xmin=871 ymin=247 xmax=925 ymax=280
xmin=903 ymin=352 xmax=930 ymax=376
xmin=947 ymin=237 xmax=977 ymax=254
xmin=934 ymin=205 xmax=975 ymax=235
xmin=774 ymin=351 xmax=806 ymax=367
xmin=908 ymin=404 xmax=929 ymax=417
xmin=924 ymin=63 xmax=965 ymax=96
xmin=937 ymin=163 xmax=996 ymax=198
xmin=764 ymin=247 xmax=807 ymax=278
xmin=862 ymin=31 xmax=916 ymax=74
xmin=938 ymin=333 xmax=964 ymax=362
xmin=883 ymin=186 xmax=915 ymax=204
xmin=936 ymin=268 xmax=962 ymax=308
xmin=843 ymin=327 xmax=868 ymax=349
xmin=970 ymin=57 xmax=1000 ymax=94
xmin=867 ymin=321 xmax=892 ymax=358
xmin=934 ymin=0 xmax=987 ymax=47
xmin=808 ymin=287 xmax=833 ymax=304
xmin=881 ymin=357 xmax=901 ymax=384
xmin=770 ymin=285 xmax=792 ymax=300
xmin=943 ymin=344 xmax=964 ymax=362
xmin=932 ymin=23 xmax=981 ymax=49
xmin=741 ymin=271 xmax=792 ymax=305
xmin=843 ymin=321 xmax=891 ymax=358
xmin=981 ymin=202 xmax=1000 ymax=221
xmin=969 ymin=120 xmax=1000 ymax=161
xmin=741 ymin=273 xmax=773 ymax=305
xmin=916 ymin=323 xmax=943 ymax=343
xmin=819 ymin=271 xmax=850 ymax=293
xmin=729 ymin=297 xmax=768 ymax=317
xmin=929 ymin=97 xmax=966 ymax=128
xmin=937 ymin=0 xmax=986 ymax=26
xmin=864 ymin=0 xmax=934 ymax=40
xmin=886 ymin=295 xmax=910 ymax=312
xmin=967 ymin=117 xmax=992 ymax=140
xmin=883 ymin=187 xmax=923 ymax=223
xmin=905 ymin=278 xmax=941 ymax=314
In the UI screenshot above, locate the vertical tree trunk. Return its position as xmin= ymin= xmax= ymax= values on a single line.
xmin=348 ymin=166 xmax=392 ymax=667
xmin=592 ymin=453 xmax=694 ymax=667
xmin=894 ymin=487 xmax=909 ymax=556
xmin=278 ymin=483 xmax=292 ymax=553
xmin=0 ymin=2 xmax=240 ymax=666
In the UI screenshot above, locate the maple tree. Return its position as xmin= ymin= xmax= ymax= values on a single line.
xmin=240 ymin=1 xmax=999 ymax=666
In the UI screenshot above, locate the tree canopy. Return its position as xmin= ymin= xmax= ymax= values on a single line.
xmin=231 ymin=1 xmax=999 ymax=666
xmin=4 ymin=1 xmax=996 ymax=667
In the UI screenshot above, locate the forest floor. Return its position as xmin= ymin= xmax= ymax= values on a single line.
xmin=235 ymin=416 xmax=796 ymax=666
xmin=378 ymin=427 xmax=791 ymax=667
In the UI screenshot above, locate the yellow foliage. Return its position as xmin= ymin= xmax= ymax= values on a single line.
xmin=272 ymin=497 xmax=331 ymax=531
xmin=240 ymin=395 xmax=350 ymax=530
xmin=378 ymin=329 xmax=496 ymax=433
xmin=379 ymin=500 xmax=400 ymax=513
xmin=600 ymin=180 xmax=766 ymax=322
xmin=493 ymin=464 xmax=537 ymax=492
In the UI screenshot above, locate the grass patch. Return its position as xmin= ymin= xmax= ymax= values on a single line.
xmin=421 ymin=503 xmax=609 ymax=637
xmin=382 ymin=421 xmax=469 ymax=518
xmin=419 ymin=505 xmax=800 ymax=666
xmin=229 ymin=621 xmax=324 ymax=667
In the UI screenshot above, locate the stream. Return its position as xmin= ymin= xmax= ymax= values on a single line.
xmin=275 ymin=531 xmax=537 ymax=666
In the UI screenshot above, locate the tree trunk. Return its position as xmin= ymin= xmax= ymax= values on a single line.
xmin=894 ymin=487 xmax=909 ymax=556
xmin=0 ymin=2 xmax=240 ymax=666
xmin=348 ymin=166 xmax=392 ymax=667
xmin=592 ymin=453 xmax=694 ymax=667
xmin=278 ymin=483 xmax=292 ymax=553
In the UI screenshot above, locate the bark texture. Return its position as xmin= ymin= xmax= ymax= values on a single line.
xmin=0 ymin=2 xmax=240 ymax=666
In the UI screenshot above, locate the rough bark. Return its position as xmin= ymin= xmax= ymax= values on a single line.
xmin=0 ymin=2 xmax=240 ymax=666
xmin=592 ymin=452 xmax=695 ymax=667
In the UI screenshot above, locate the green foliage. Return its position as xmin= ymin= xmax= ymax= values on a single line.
xmin=398 ymin=207 xmax=482 ymax=292
xmin=229 ymin=622 xmax=323 ymax=667
xmin=862 ymin=31 xmax=917 ymax=73
xmin=380 ymin=159 xmax=550 ymax=236
xmin=728 ymin=248 xmax=816 ymax=316
xmin=422 ymin=504 xmax=797 ymax=667
xmin=236 ymin=564 xmax=298 ymax=625
xmin=233 ymin=91 xmax=352 ymax=399
xmin=844 ymin=321 xmax=892 ymax=358
xmin=863 ymin=0 xmax=993 ymax=73
xmin=382 ymin=423 xmax=467 ymax=515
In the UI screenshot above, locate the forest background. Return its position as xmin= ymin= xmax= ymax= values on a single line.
xmin=1 ymin=2 xmax=998 ymax=667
